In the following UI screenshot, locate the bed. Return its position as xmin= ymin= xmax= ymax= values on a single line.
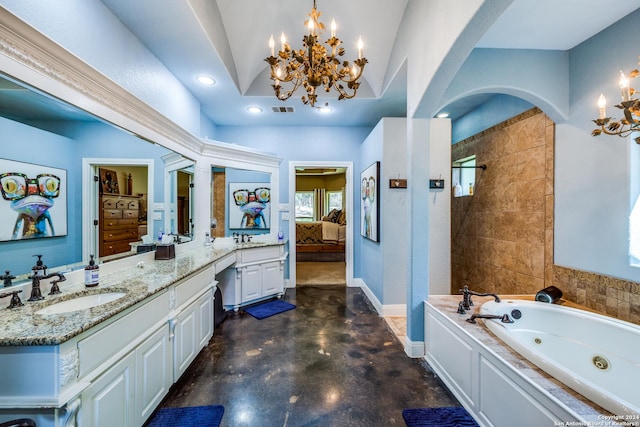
xmin=296 ymin=209 xmax=346 ymax=261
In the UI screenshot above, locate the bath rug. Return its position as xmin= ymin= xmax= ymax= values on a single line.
xmin=244 ymin=299 xmax=296 ymax=319
xmin=146 ymin=404 xmax=224 ymax=427
xmin=402 ymin=406 xmax=479 ymax=427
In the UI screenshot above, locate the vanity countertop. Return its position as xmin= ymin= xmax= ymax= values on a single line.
xmin=0 ymin=241 xmax=286 ymax=346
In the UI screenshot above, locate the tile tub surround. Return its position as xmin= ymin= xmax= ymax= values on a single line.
xmin=427 ymin=295 xmax=615 ymax=423
xmin=0 ymin=241 xmax=284 ymax=346
xmin=554 ymin=265 xmax=640 ymax=325
xmin=451 ymin=108 xmax=555 ymax=297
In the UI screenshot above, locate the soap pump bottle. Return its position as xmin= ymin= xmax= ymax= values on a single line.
xmin=32 ymin=254 xmax=47 ymax=277
xmin=84 ymin=255 xmax=99 ymax=287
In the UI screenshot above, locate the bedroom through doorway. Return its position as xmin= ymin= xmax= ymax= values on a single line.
xmin=289 ymin=162 xmax=353 ymax=287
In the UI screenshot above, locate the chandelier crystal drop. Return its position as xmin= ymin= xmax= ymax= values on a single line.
xmin=592 ymin=59 xmax=640 ymax=143
xmin=264 ymin=0 xmax=368 ymax=107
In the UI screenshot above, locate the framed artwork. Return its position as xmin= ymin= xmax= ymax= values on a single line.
xmin=360 ymin=161 xmax=380 ymax=242
xmin=99 ymin=168 xmax=120 ymax=194
xmin=228 ymin=182 xmax=271 ymax=229
xmin=0 ymin=158 xmax=67 ymax=242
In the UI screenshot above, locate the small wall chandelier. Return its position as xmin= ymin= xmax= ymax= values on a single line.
xmin=592 ymin=60 xmax=640 ymax=143
xmin=264 ymin=0 xmax=368 ymax=108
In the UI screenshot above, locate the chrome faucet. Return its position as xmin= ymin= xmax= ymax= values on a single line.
xmin=466 ymin=313 xmax=514 ymax=324
xmin=457 ymin=285 xmax=501 ymax=313
xmin=28 ymin=272 xmax=66 ymax=301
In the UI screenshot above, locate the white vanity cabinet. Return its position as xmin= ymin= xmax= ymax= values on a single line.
xmin=218 ymin=244 xmax=287 ymax=311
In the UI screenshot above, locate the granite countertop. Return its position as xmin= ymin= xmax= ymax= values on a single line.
xmin=426 ymin=295 xmax=612 ymax=422
xmin=0 ymin=241 xmax=285 ymax=346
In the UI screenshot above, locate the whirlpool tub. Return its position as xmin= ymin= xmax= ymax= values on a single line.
xmin=480 ymin=299 xmax=639 ymax=416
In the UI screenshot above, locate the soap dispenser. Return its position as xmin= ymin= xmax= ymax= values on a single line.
xmin=84 ymin=255 xmax=99 ymax=287
xmin=32 ymin=255 xmax=47 ymax=277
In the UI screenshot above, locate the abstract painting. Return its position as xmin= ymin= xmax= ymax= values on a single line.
xmin=228 ymin=182 xmax=271 ymax=229
xmin=360 ymin=161 xmax=379 ymax=242
xmin=0 ymin=158 xmax=67 ymax=241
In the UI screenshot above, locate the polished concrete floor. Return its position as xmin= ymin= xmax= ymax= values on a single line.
xmin=155 ymin=286 xmax=460 ymax=426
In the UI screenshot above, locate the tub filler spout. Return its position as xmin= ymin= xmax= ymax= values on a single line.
xmin=466 ymin=313 xmax=514 ymax=324
xmin=458 ymin=285 xmax=501 ymax=312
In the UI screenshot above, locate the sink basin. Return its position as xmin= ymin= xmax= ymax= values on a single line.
xmin=36 ymin=292 xmax=127 ymax=315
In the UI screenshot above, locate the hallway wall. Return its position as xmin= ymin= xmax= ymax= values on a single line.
xmin=451 ymin=108 xmax=554 ymax=296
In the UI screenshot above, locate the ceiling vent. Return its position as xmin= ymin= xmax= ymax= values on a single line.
xmin=271 ymin=106 xmax=295 ymax=113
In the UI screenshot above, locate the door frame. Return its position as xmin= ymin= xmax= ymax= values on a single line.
xmin=82 ymin=158 xmax=154 ymax=263
xmin=288 ymin=161 xmax=354 ymax=287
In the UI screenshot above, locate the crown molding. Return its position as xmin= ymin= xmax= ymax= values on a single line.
xmin=0 ymin=6 xmax=204 ymax=156
xmin=200 ymin=138 xmax=282 ymax=169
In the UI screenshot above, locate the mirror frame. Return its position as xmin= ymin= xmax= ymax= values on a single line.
xmin=163 ymin=152 xmax=195 ymax=239
xmin=82 ymin=158 xmax=155 ymax=262
xmin=202 ymin=140 xmax=282 ymax=241
xmin=0 ymin=11 xmax=203 ymax=265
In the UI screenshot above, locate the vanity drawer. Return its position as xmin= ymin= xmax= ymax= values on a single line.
xmin=104 ymin=209 xmax=122 ymax=219
xmin=174 ymin=266 xmax=213 ymax=309
xmin=237 ymin=246 xmax=281 ymax=264
xmin=78 ymin=291 xmax=170 ymax=378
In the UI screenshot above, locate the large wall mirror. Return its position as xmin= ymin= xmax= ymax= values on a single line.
xmin=211 ymin=166 xmax=271 ymax=238
xmin=0 ymin=71 xmax=195 ymax=278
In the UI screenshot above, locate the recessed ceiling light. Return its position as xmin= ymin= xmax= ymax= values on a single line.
xmin=196 ymin=75 xmax=215 ymax=86
xmin=437 ymin=112 xmax=449 ymax=118
xmin=247 ymin=106 xmax=263 ymax=114
xmin=318 ymin=105 xmax=332 ymax=113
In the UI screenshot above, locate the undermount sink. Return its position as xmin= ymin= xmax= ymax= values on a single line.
xmin=36 ymin=292 xmax=127 ymax=315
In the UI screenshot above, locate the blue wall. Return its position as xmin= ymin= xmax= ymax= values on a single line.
xmin=224 ymin=168 xmax=270 ymax=235
xmin=359 ymin=123 xmax=384 ymax=301
xmin=215 ymin=125 xmax=371 ymax=277
xmin=452 ymin=94 xmax=533 ymax=143
xmin=0 ymin=117 xmax=79 ymax=275
xmin=0 ymin=117 xmax=171 ymax=276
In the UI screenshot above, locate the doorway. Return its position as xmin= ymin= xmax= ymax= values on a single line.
xmin=288 ymin=161 xmax=354 ymax=287
xmin=82 ymin=158 xmax=154 ymax=263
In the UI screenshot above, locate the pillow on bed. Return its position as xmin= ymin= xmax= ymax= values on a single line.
xmin=337 ymin=210 xmax=346 ymax=225
xmin=326 ymin=209 xmax=340 ymax=223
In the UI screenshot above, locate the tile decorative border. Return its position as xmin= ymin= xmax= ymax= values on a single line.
xmin=553 ymin=265 xmax=640 ymax=325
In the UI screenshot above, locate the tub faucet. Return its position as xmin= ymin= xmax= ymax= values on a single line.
xmin=458 ymin=286 xmax=501 ymax=313
xmin=466 ymin=313 xmax=514 ymax=324
xmin=28 ymin=272 xmax=66 ymax=301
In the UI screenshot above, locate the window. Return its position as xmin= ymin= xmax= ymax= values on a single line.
xmin=452 ymin=155 xmax=476 ymax=197
xmin=326 ymin=190 xmax=343 ymax=213
xmin=295 ymin=191 xmax=314 ymax=221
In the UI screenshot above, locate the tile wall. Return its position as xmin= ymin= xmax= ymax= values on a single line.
xmin=451 ymin=107 xmax=640 ymax=325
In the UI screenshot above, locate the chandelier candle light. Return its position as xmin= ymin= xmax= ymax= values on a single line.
xmin=265 ymin=0 xmax=368 ymax=107
xmin=592 ymin=60 xmax=640 ymax=143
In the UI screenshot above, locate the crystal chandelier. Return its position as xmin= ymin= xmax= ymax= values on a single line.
xmin=592 ymin=61 xmax=640 ymax=143
xmin=264 ymin=0 xmax=368 ymax=108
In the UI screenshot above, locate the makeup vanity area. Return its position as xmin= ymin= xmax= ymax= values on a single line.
xmin=0 ymin=10 xmax=287 ymax=427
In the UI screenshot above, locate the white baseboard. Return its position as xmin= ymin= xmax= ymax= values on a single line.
xmin=354 ymin=278 xmax=407 ymax=317
xmin=404 ymin=337 xmax=425 ymax=358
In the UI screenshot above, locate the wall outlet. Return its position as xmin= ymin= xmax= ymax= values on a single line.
xmin=281 ymin=212 xmax=290 ymax=221
xmin=153 ymin=211 xmax=162 ymax=220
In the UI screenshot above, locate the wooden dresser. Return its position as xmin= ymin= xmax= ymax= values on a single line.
xmin=99 ymin=194 xmax=141 ymax=256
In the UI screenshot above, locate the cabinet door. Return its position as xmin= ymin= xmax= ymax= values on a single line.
xmin=82 ymin=352 xmax=135 ymax=427
xmin=197 ymin=290 xmax=214 ymax=348
xmin=173 ymin=305 xmax=197 ymax=381
xmin=261 ymin=261 xmax=282 ymax=296
xmin=135 ymin=326 xmax=171 ymax=426
xmin=241 ymin=264 xmax=262 ymax=302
